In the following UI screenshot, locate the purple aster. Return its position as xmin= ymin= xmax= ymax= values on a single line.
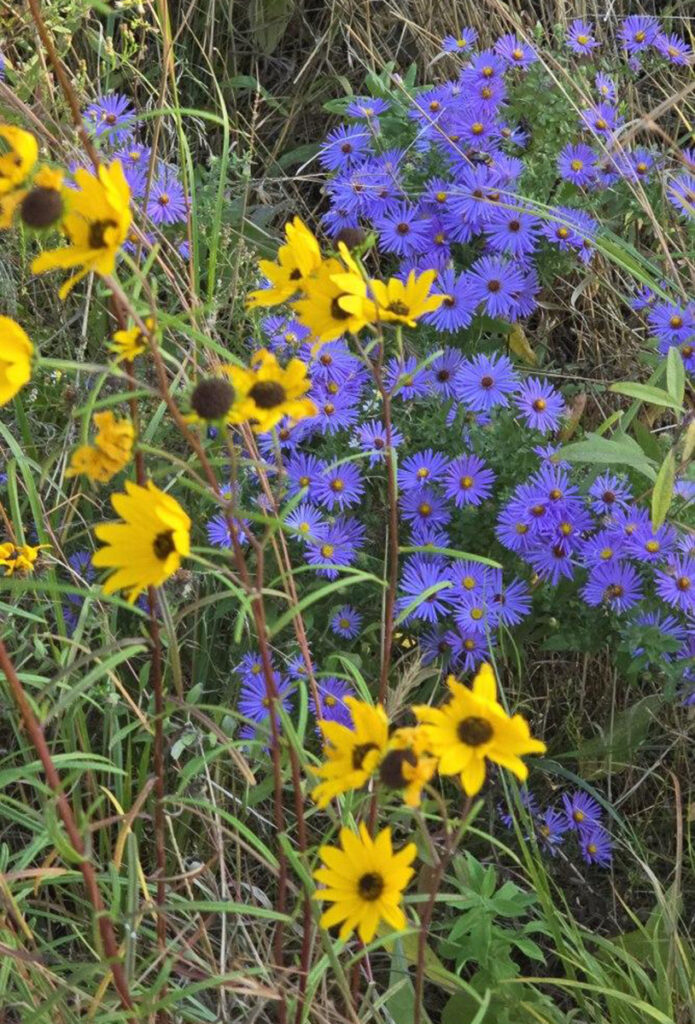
xmin=286 ymin=653 xmax=311 ymax=680
xmin=83 ymin=93 xmax=136 ymax=144
xmin=468 ymin=77 xmax=507 ymax=113
xmin=331 ymin=605 xmax=363 ymax=639
xmin=491 ymin=578 xmax=531 ymax=626
xmin=453 ymin=110 xmax=500 ymax=149
xmin=580 ymin=827 xmax=613 ymax=867
xmin=442 ymin=27 xmax=478 ymax=53
xmin=375 ymin=201 xmax=431 ymax=256
xmin=594 ymin=72 xmax=617 ymax=102
xmin=562 ymin=790 xmax=602 ymax=832
xmin=496 ymin=505 xmax=535 ymax=554
xmin=114 ymin=144 xmax=152 ymax=197
xmin=410 ymin=521 xmax=451 ymax=550
xmin=319 ymin=124 xmax=371 ymax=171
xmin=654 ymin=557 xmax=695 ymax=614
xmin=626 ymin=522 xmax=677 ymax=563
xmin=499 ymin=788 xmax=540 ymax=828
xmin=284 ymin=502 xmax=326 ymax=545
xmin=557 ymin=143 xmax=598 ymax=186
xmin=629 ymin=285 xmax=656 ymax=311
xmin=238 ymin=673 xmax=293 ymax=741
xmin=537 ymin=808 xmax=568 ymax=853
xmin=456 ymin=352 xmax=520 ymax=412
xmin=667 ymin=174 xmax=695 ymax=220
xmin=420 ymin=627 xmax=454 ymax=666
xmin=614 ymin=148 xmax=656 ymax=184
xmin=606 ymin=504 xmax=650 ymax=542
xmin=427 ymin=347 xmax=465 ymax=399
xmin=581 ymin=103 xmax=620 ymax=136
xmin=534 ymin=443 xmax=570 ymax=469
xmin=146 ymin=170 xmax=188 ymax=225
xmin=345 ymin=96 xmax=390 ymax=120
xmin=675 ymin=479 xmax=695 ymax=502
xmin=206 ymin=512 xmax=248 ymax=548
xmin=443 ymin=454 xmax=496 ymax=507
xmin=398 ymin=449 xmax=448 ymax=491
xmin=399 ymin=488 xmax=451 ymax=529
xmin=311 ymin=677 xmax=353 ymax=727
xmin=647 ymin=302 xmax=695 ymax=348
xmin=485 ymin=204 xmax=541 ymax=259
xmin=285 ymin=453 xmax=327 ymax=501
xmin=305 ymin=515 xmax=365 ymax=580
xmin=311 ymin=340 xmax=362 ymax=383
xmin=422 ymin=177 xmax=454 ymax=213
xmin=446 ymin=560 xmax=494 ymax=599
xmin=310 ymin=385 xmax=362 ymax=433
xmin=494 ymin=33 xmax=537 ymax=69
xmin=515 ymin=378 xmax=565 ymax=433
xmin=385 ymin=356 xmax=429 ymax=401
xmin=236 ymin=652 xmax=266 ymax=683
xmin=628 ymin=609 xmax=688 ymax=663
xmin=588 ymin=472 xmax=633 ymax=515
xmin=465 ymin=256 xmax=526 ymax=319
xmin=566 ymin=20 xmax=599 ymax=55
xmin=528 ymin=540 xmax=576 ymax=586
xmin=461 ymin=50 xmax=506 ymax=84
xmin=582 ymin=562 xmax=644 ymax=612
xmin=396 ymin=555 xmax=452 ymax=624
xmin=424 ymin=269 xmax=476 ymax=332
xmin=315 ymin=462 xmax=365 ymax=511
xmin=447 ymin=629 xmax=492 ymax=672
xmin=618 ymin=15 xmax=660 ymax=53
xmin=452 ymin=592 xmax=499 ymax=635
xmin=580 ymin=529 xmax=626 ymax=566
xmin=322 ymin=204 xmax=360 ymax=237
xmin=354 ymin=419 xmax=403 ymax=465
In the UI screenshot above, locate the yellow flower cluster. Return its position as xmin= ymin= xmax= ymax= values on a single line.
xmin=311 ymin=664 xmax=545 ymax=806
xmin=0 ymin=316 xmax=33 ymax=406
xmin=0 ymin=541 xmax=47 ymax=577
xmin=67 ymin=411 xmax=135 ymax=483
xmin=247 ymin=217 xmax=445 ymax=345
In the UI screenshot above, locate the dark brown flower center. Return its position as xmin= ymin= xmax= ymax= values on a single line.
xmin=481 ymin=375 xmax=494 ymax=388
xmin=396 ymin=222 xmax=410 ymax=235
xmin=457 ymin=716 xmax=493 ymax=746
xmin=248 ymin=381 xmax=287 ymax=409
xmin=604 ymin=584 xmax=624 ymax=600
xmin=358 ymin=871 xmax=384 ymax=901
xmin=487 ymin=279 xmax=501 ymax=293
xmin=191 ymin=377 xmax=235 ymax=419
xmin=88 ymin=218 xmax=118 ymax=249
xmin=387 ymin=300 xmax=409 ymax=315
xmin=330 ymin=296 xmax=352 ymax=320
xmin=20 ymin=187 xmax=63 ymax=229
xmin=379 ymin=748 xmax=417 ymax=789
xmin=153 ymin=530 xmax=175 ymax=561
xmin=352 ymin=741 xmax=379 ymax=771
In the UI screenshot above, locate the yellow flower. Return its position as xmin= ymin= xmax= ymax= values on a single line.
xmin=66 ymin=411 xmax=134 ymax=483
xmin=378 ymin=727 xmax=438 ymax=808
xmin=92 ymin=480 xmax=190 ymax=603
xmin=246 ymin=216 xmax=322 ymax=307
xmin=109 ymin=317 xmax=154 ymax=362
xmin=0 ymin=316 xmax=33 ymax=405
xmin=412 ymin=664 xmax=546 ymax=797
xmin=292 ymin=257 xmax=375 ymax=346
xmin=31 ymin=161 xmax=132 ymax=299
xmin=313 ymin=824 xmax=416 ymax=943
xmin=370 ymin=269 xmax=445 ymax=327
xmin=225 ymin=349 xmax=316 ymax=433
xmin=311 ymin=697 xmax=389 ymax=808
xmin=0 ymin=541 xmax=47 ymax=576
xmin=0 ymin=125 xmax=38 ymax=195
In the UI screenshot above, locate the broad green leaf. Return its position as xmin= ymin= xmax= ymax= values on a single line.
xmin=651 ymin=449 xmax=676 ymax=529
xmin=632 ymin=419 xmax=663 ymax=463
xmin=666 ymin=346 xmax=685 ymax=407
xmin=609 ymin=382 xmax=681 ymax=411
xmin=560 ymin=433 xmax=656 ymax=481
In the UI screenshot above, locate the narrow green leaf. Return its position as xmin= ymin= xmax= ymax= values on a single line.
xmin=560 ymin=434 xmax=656 ymax=481
xmin=666 ymin=346 xmax=685 ymax=407
xmin=651 ymin=450 xmax=676 ymax=529
xmin=609 ymin=382 xmax=681 ymax=411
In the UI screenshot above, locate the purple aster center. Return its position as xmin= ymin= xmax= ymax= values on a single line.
xmin=487 ymin=279 xmax=501 ymax=293
xmin=676 ymin=576 xmax=691 ymax=591
xmin=373 ymin=437 xmax=385 ymax=449
xmin=340 ymin=142 xmax=353 ymax=154
xmin=480 ymin=375 xmax=494 ymax=388
xmin=508 ymin=220 xmax=521 ymax=232
xmin=157 ymin=192 xmax=170 ymax=206
xmin=437 ymin=369 xmax=451 ymax=381
xmin=602 ymin=490 xmax=615 ymax=503
xmin=396 ymin=222 xmax=411 ymax=235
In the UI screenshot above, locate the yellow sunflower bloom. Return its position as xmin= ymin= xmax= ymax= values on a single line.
xmin=379 ymin=726 xmax=438 ymax=808
xmin=370 ymin=269 xmax=445 ymax=327
xmin=0 ymin=125 xmax=38 ymax=195
xmin=109 ymin=317 xmax=154 ymax=362
xmin=246 ymin=216 xmax=322 ymax=308
xmin=0 ymin=316 xmax=33 ymax=406
xmin=412 ymin=664 xmax=546 ymax=797
xmin=313 ymin=824 xmax=416 ymax=943
xmin=31 ymin=161 xmax=132 ymax=299
xmin=311 ymin=697 xmax=389 ymax=808
xmin=92 ymin=480 xmax=191 ymax=603
xmin=225 ymin=349 xmax=316 ymax=433
xmin=66 ymin=411 xmax=134 ymax=483
xmin=0 ymin=541 xmax=47 ymax=576
xmin=292 ymin=257 xmax=375 ymax=346
xmin=1 ymin=166 xmax=64 ymax=231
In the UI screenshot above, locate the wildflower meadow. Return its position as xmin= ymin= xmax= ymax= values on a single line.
xmin=0 ymin=2 xmax=694 ymax=1022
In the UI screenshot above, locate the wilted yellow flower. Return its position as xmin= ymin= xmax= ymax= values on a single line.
xmin=225 ymin=349 xmax=316 ymax=433
xmin=0 ymin=541 xmax=47 ymax=576
xmin=109 ymin=317 xmax=154 ymax=362
xmin=246 ymin=216 xmax=322 ymax=307
xmin=31 ymin=161 xmax=132 ymax=299
xmin=92 ymin=480 xmax=191 ymax=602
xmin=66 ymin=411 xmax=134 ymax=483
xmin=0 ymin=316 xmax=33 ymax=405
xmin=0 ymin=125 xmax=38 ymax=195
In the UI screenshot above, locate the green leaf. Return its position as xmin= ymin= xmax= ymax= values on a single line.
xmin=666 ymin=346 xmax=685 ymax=407
xmin=631 ymin=419 xmax=663 ymax=463
xmin=609 ymin=382 xmax=681 ymax=411
xmin=560 ymin=433 xmax=656 ymax=481
xmin=651 ymin=450 xmax=676 ymax=529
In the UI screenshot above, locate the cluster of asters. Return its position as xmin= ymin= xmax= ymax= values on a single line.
xmin=500 ymin=787 xmax=613 ymax=868
xmin=627 ymin=285 xmax=695 ymax=376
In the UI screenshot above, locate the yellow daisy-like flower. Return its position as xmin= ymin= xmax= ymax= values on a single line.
xmin=370 ymin=269 xmax=445 ymax=327
xmin=1 ymin=166 xmax=65 ymax=231
xmin=246 ymin=216 xmax=323 ymax=308
xmin=92 ymin=480 xmax=191 ymax=603
xmin=225 ymin=348 xmax=316 ymax=434
xmin=412 ymin=664 xmax=546 ymax=797
xmin=0 ymin=125 xmax=38 ymax=195
xmin=109 ymin=317 xmax=154 ymax=362
xmin=66 ymin=411 xmax=135 ymax=483
xmin=292 ymin=257 xmax=375 ymax=346
xmin=378 ymin=727 xmax=438 ymax=808
xmin=311 ymin=697 xmax=389 ymax=808
xmin=0 ymin=316 xmax=33 ymax=406
xmin=313 ymin=824 xmax=416 ymax=943
xmin=31 ymin=161 xmax=132 ymax=299
xmin=0 ymin=541 xmax=47 ymax=576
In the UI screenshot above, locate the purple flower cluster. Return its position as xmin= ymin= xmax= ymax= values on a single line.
xmin=501 ymin=787 xmax=613 ymax=866
xmin=235 ymin=652 xmax=294 ymax=743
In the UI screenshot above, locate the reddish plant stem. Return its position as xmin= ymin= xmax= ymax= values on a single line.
xmin=148 ymin=588 xmax=168 ymax=961
xmin=376 ymin=376 xmax=400 ymax=707
xmin=0 ymin=639 xmax=136 ymax=1018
